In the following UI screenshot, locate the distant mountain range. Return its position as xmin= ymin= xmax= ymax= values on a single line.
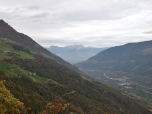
xmin=47 ymin=45 xmax=108 ymax=64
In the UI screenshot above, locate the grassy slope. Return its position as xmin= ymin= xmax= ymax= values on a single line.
xmin=0 ymin=38 xmax=35 ymax=59
xmin=83 ymin=77 xmax=92 ymax=82
xmin=0 ymin=38 xmax=63 ymax=84
xmin=28 ymin=75 xmax=48 ymax=83
xmin=0 ymin=63 xmax=51 ymax=83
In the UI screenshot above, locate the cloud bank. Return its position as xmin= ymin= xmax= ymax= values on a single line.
xmin=0 ymin=0 xmax=152 ymax=47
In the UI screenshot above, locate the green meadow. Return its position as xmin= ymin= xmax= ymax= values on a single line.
xmin=0 ymin=38 xmax=60 ymax=84
xmin=83 ymin=77 xmax=92 ymax=82
xmin=28 ymin=75 xmax=48 ymax=83
xmin=0 ymin=63 xmax=49 ymax=83
xmin=0 ymin=39 xmax=35 ymax=59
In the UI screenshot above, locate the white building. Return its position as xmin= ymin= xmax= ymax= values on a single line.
xmin=3 ymin=50 xmax=12 ymax=53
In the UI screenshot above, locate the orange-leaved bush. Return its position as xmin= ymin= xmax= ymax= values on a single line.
xmin=0 ymin=80 xmax=26 ymax=114
xmin=43 ymin=98 xmax=68 ymax=114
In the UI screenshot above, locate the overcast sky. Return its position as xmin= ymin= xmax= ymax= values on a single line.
xmin=1 ymin=0 xmax=152 ymax=48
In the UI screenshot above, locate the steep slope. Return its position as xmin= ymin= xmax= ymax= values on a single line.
xmin=47 ymin=45 xmax=108 ymax=64
xmin=76 ymin=40 xmax=152 ymax=75
xmin=0 ymin=20 xmax=83 ymax=74
xmin=0 ymin=32 xmax=152 ymax=113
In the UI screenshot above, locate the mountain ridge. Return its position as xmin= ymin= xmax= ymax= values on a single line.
xmin=75 ymin=40 xmax=152 ymax=74
xmin=0 ymin=19 xmax=84 ymax=75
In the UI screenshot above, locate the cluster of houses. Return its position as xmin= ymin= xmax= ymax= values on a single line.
xmin=29 ymin=72 xmax=36 ymax=76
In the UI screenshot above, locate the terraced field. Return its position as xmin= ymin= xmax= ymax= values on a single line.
xmin=0 ymin=63 xmax=50 ymax=83
xmin=0 ymin=38 xmax=35 ymax=59
xmin=0 ymin=38 xmax=60 ymax=84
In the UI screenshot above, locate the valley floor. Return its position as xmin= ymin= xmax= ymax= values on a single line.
xmin=80 ymin=68 xmax=152 ymax=110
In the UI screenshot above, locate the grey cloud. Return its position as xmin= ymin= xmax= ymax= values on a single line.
xmin=36 ymin=35 xmax=124 ymax=48
xmin=1 ymin=0 xmax=152 ymax=48
xmin=26 ymin=5 xmax=40 ymax=10
xmin=9 ymin=6 xmax=40 ymax=15
xmin=83 ymin=36 xmax=116 ymax=40
xmin=30 ymin=12 xmax=49 ymax=18
xmin=38 ymin=38 xmax=123 ymax=48
xmin=64 ymin=12 xmax=105 ymax=21
xmin=143 ymin=31 xmax=152 ymax=34
xmin=37 ymin=39 xmax=83 ymax=47
xmin=36 ymin=35 xmax=152 ymax=48
xmin=62 ymin=9 xmax=127 ymax=21
xmin=60 ymin=0 xmax=141 ymax=21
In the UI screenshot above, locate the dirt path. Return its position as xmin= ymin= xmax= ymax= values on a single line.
xmin=43 ymin=79 xmax=52 ymax=83
xmin=62 ymin=91 xmax=75 ymax=96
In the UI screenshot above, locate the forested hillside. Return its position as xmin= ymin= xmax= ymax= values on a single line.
xmin=0 ymin=37 xmax=151 ymax=113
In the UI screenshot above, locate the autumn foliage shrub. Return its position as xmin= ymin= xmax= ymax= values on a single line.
xmin=43 ymin=98 xmax=68 ymax=114
xmin=0 ymin=80 xmax=26 ymax=114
